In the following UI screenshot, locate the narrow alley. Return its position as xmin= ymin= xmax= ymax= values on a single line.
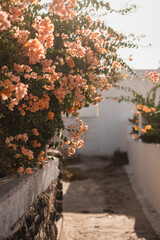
xmin=60 ymin=156 xmax=159 ymax=240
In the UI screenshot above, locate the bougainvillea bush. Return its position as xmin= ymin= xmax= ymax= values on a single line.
xmin=0 ymin=0 xmax=137 ymax=176
xmin=128 ymin=83 xmax=160 ymax=143
xmin=107 ymin=71 xmax=160 ymax=143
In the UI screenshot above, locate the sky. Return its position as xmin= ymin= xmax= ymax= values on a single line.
xmin=41 ymin=0 xmax=160 ymax=70
xmin=105 ymin=0 xmax=160 ymax=70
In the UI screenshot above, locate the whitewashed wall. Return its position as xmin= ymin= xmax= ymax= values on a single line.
xmin=0 ymin=158 xmax=59 ymax=239
xmin=63 ymin=70 xmax=159 ymax=156
xmin=127 ymin=140 xmax=160 ymax=216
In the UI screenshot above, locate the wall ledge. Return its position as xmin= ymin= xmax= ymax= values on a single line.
xmin=0 ymin=157 xmax=60 ymax=239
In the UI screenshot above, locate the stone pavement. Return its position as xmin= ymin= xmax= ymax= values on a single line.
xmin=60 ymin=156 xmax=159 ymax=240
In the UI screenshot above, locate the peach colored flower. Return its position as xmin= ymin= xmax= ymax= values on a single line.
xmin=145 ymin=125 xmax=151 ymax=130
xmin=141 ymin=129 xmax=147 ymax=133
xmin=129 ymin=54 xmax=133 ymax=61
xmin=48 ymin=111 xmax=54 ymax=120
xmin=13 ymin=28 xmax=30 ymax=44
xmin=22 ymin=133 xmax=28 ymax=142
xmin=24 ymin=38 xmax=45 ymax=65
xmin=0 ymin=10 xmax=11 ymax=31
xmin=32 ymin=140 xmax=41 ymax=148
xmin=134 ymin=126 xmax=138 ymax=131
xmin=145 ymin=71 xmax=159 ymax=83
xmin=44 ymin=156 xmax=48 ymax=161
xmin=66 ymin=56 xmax=75 ymax=68
xmin=0 ymin=88 xmax=12 ymax=100
xmin=25 ymin=168 xmax=33 ymax=174
xmin=5 ymin=137 xmax=10 ymax=144
xmin=151 ymin=107 xmax=156 ymax=112
xmin=17 ymin=167 xmax=24 ymax=173
xmin=32 ymin=128 xmax=39 ymax=136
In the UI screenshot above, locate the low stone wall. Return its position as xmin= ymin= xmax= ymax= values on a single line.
xmin=0 ymin=154 xmax=63 ymax=240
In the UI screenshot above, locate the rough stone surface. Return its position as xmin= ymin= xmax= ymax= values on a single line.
xmin=61 ymin=156 xmax=159 ymax=240
xmin=2 ymin=174 xmax=63 ymax=240
xmin=0 ymin=156 xmax=63 ymax=240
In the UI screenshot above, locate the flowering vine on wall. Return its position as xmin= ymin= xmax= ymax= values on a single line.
xmin=0 ymin=0 xmax=137 ymax=176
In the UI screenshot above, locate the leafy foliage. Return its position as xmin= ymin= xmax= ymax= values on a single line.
xmin=0 ymin=0 xmax=137 ymax=176
xmin=107 ymin=83 xmax=160 ymax=143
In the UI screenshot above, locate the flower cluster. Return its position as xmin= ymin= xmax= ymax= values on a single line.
xmin=145 ymin=71 xmax=159 ymax=83
xmin=130 ymin=101 xmax=160 ymax=143
xmin=5 ymin=133 xmax=34 ymax=160
xmin=0 ymin=67 xmax=28 ymax=102
xmin=32 ymin=16 xmax=54 ymax=50
xmin=0 ymin=9 xmax=11 ymax=31
xmin=0 ymin=0 xmax=136 ymax=176
xmin=49 ymin=0 xmax=77 ymax=21
xmin=135 ymin=104 xmax=156 ymax=114
xmin=62 ymin=118 xmax=88 ymax=156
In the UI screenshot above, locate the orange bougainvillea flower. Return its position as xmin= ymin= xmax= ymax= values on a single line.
xmin=66 ymin=56 xmax=75 ymax=68
xmin=130 ymin=133 xmax=138 ymax=139
xmin=38 ymin=155 xmax=43 ymax=161
xmin=17 ymin=166 xmax=24 ymax=173
xmin=32 ymin=139 xmax=41 ymax=148
xmin=136 ymin=104 xmax=143 ymax=110
xmin=0 ymin=88 xmax=12 ymax=98
xmin=142 ymin=105 xmax=151 ymax=113
xmin=145 ymin=125 xmax=151 ymax=130
xmin=0 ymin=10 xmax=11 ymax=31
xmin=66 ymin=108 xmax=72 ymax=114
xmin=134 ymin=126 xmax=139 ymax=131
xmin=151 ymin=107 xmax=156 ymax=112
xmin=66 ymin=105 xmax=79 ymax=114
xmin=25 ymin=167 xmax=34 ymax=174
xmin=44 ymin=156 xmax=48 ymax=161
xmin=145 ymin=71 xmax=159 ymax=83
xmin=48 ymin=111 xmax=54 ymax=120
xmin=32 ymin=128 xmax=39 ymax=136
xmin=129 ymin=54 xmax=133 ymax=61
xmin=141 ymin=129 xmax=147 ymax=133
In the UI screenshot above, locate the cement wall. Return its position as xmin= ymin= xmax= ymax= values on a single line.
xmin=127 ymin=140 xmax=160 ymax=216
xmin=0 ymin=156 xmax=62 ymax=240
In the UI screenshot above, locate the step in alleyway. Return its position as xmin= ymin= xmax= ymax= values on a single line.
xmin=59 ymin=156 xmax=159 ymax=240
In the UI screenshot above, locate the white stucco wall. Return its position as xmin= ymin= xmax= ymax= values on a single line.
xmin=127 ymin=140 xmax=160 ymax=216
xmin=63 ymin=70 xmax=159 ymax=156
xmin=0 ymin=158 xmax=59 ymax=238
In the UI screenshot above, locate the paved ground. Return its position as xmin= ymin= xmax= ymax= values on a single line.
xmin=60 ymin=156 xmax=159 ymax=240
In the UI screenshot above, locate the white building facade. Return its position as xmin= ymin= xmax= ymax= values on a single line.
xmin=64 ymin=70 xmax=160 ymax=156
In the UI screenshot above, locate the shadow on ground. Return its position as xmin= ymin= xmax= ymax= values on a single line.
xmin=61 ymin=156 xmax=159 ymax=240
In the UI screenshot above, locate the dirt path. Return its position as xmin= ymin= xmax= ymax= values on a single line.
xmin=60 ymin=156 xmax=159 ymax=240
